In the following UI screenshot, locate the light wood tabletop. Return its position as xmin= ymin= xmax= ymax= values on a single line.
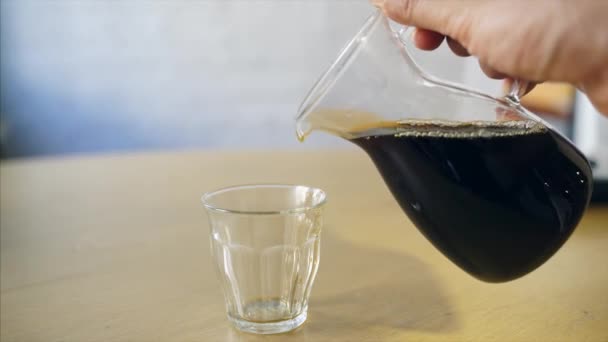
xmin=1 ymin=150 xmax=607 ymax=342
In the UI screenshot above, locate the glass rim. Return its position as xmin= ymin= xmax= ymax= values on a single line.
xmin=201 ymin=184 xmax=327 ymax=215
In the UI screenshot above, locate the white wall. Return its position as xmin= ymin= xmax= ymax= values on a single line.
xmin=0 ymin=0 xmax=502 ymax=157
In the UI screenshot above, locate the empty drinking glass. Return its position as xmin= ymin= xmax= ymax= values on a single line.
xmin=202 ymin=184 xmax=326 ymax=334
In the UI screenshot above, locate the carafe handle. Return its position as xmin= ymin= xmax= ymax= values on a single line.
xmin=395 ymin=25 xmax=529 ymax=106
xmin=505 ymin=79 xmax=529 ymax=105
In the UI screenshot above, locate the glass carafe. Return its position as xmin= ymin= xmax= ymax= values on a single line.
xmin=296 ymin=9 xmax=593 ymax=283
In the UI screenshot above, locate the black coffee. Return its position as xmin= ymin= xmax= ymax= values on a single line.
xmin=350 ymin=120 xmax=592 ymax=282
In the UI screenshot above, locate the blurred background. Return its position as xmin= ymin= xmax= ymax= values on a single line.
xmin=0 ymin=0 xmax=596 ymax=159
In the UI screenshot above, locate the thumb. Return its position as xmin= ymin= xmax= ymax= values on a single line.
xmin=381 ymin=0 xmax=475 ymax=41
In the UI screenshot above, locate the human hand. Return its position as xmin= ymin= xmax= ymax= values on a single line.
xmin=373 ymin=0 xmax=608 ymax=115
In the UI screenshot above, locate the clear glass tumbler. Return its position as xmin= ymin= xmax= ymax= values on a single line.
xmin=202 ymin=184 xmax=326 ymax=334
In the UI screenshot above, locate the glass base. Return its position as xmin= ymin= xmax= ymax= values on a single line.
xmin=228 ymin=310 xmax=307 ymax=334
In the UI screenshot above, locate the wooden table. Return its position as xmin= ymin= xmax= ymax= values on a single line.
xmin=1 ymin=150 xmax=607 ymax=341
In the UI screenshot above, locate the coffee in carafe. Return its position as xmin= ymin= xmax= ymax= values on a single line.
xmin=295 ymin=10 xmax=592 ymax=282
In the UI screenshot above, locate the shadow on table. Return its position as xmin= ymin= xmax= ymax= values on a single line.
xmin=305 ymin=231 xmax=460 ymax=336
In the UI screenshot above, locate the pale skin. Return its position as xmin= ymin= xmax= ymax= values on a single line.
xmin=373 ymin=0 xmax=608 ymax=115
